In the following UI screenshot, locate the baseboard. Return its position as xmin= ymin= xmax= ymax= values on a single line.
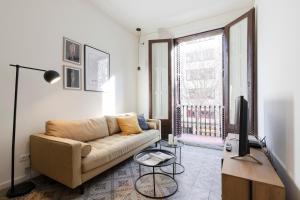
xmin=0 ymin=171 xmax=39 ymax=191
xmin=269 ymin=151 xmax=300 ymax=200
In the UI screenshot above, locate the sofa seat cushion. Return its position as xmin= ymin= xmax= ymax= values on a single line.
xmin=81 ymin=130 xmax=159 ymax=172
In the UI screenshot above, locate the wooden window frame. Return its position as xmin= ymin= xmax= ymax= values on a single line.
xmin=149 ymin=39 xmax=173 ymax=139
xmin=223 ymin=8 xmax=256 ymax=136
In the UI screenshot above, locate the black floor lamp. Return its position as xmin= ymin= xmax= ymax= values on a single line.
xmin=7 ymin=64 xmax=60 ymax=198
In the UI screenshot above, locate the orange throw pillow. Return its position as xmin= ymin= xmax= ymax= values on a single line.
xmin=116 ymin=115 xmax=142 ymax=135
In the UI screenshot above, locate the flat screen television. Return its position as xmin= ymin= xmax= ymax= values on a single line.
xmin=235 ymin=96 xmax=249 ymax=156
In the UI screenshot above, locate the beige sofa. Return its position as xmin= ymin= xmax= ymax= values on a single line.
xmin=30 ymin=115 xmax=161 ymax=189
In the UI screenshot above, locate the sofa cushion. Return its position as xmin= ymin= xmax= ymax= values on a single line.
xmin=147 ymin=122 xmax=157 ymax=130
xmin=117 ymin=115 xmax=142 ymax=135
xmin=82 ymin=130 xmax=160 ymax=172
xmin=79 ymin=142 xmax=92 ymax=158
xmin=137 ymin=114 xmax=149 ymax=130
xmin=105 ymin=113 xmax=137 ymax=135
xmin=46 ymin=117 xmax=109 ymax=142
xmin=105 ymin=116 xmax=121 ymax=135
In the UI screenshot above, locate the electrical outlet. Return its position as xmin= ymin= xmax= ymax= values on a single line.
xmin=19 ymin=154 xmax=30 ymax=162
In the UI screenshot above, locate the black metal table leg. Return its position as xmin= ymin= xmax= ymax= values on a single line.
xmin=139 ymin=164 xmax=141 ymax=177
xmin=173 ymin=163 xmax=175 ymax=179
xmin=174 ymin=148 xmax=177 ymax=172
xmin=179 ymin=147 xmax=182 ymax=164
xmin=160 ymin=144 xmax=185 ymax=175
xmin=135 ymin=172 xmax=178 ymax=199
xmin=153 ymin=167 xmax=156 ymax=196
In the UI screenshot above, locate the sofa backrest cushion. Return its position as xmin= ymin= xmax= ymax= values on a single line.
xmin=146 ymin=121 xmax=157 ymax=130
xmin=105 ymin=116 xmax=121 ymax=135
xmin=105 ymin=112 xmax=137 ymax=135
xmin=45 ymin=117 xmax=109 ymax=142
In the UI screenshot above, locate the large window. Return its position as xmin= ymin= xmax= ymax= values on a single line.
xmin=177 ymin=32 xmax=223 ymax=106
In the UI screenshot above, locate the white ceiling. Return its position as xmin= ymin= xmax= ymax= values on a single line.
xmin=90 ymin=0 xmax=254 ymax=35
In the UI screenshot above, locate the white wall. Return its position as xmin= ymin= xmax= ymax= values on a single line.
xmin=0 ymin=0 xmax=137 ymax=189
xmin=137 ymin=7 xmax=252 ymax=117
xmin=255 ymin=0 xmax=300 ymax=199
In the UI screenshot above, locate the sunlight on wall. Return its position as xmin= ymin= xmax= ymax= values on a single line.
xmin=102 ymin=76 xmax=116 ymax=115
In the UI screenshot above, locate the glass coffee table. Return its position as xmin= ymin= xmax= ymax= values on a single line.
xmin=134 ymin=149 xmax=178 ymax=199
xmin=160 ymin=140 xmax=185 ymax=174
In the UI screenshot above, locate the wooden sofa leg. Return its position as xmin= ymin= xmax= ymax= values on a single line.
xmin=79 ymin=184 xmax=85 ymax=194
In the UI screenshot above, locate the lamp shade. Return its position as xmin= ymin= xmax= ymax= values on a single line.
xmin=44 ymin=70 xmax=60 ymax=84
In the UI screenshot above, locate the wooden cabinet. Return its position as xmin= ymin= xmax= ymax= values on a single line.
xmin=221 ymin=134 xmax=285 ymax=200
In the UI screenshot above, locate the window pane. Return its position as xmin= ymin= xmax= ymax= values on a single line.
xmin=179 ymin=34 xmax=223 ymax=106
xmin=152 ymin=42 xmax=169 ymax=119
xmin=229 ymin=18 xmax=248 ymax=124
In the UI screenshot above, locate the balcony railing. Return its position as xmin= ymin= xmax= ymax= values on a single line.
xmin=178 ymin=105 xmax=225 ymax=139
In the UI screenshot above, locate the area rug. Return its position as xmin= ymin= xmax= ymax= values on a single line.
xmin=0 ymin=145 xmax=222 ymax=200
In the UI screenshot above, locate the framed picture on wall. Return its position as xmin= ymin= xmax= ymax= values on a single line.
xmin=63 ymin=66 xmax=81 ymax=90
xmin=84 ymin=45 xmax=110 ymax=92
xmin=63 ymin=37 xmax=81 ymax=65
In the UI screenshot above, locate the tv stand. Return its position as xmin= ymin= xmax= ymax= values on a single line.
xmin=222 ymin=134 xmax=285 ymax=200
xmin=230 ymin=154 xmax=262 ymax=165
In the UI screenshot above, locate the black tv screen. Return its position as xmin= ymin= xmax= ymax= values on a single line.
xmin=235 ymin=96 xmax=249 ymax=156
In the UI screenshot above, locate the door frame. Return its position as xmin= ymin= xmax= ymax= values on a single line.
xmin=149 ymin=39 xmax=173 ymax=139
xmin=223 ymin=8 xmax=256 ymax=136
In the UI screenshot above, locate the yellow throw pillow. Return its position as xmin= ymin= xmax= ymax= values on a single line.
xmin=116 ymin=115 xmax=142 ymax=135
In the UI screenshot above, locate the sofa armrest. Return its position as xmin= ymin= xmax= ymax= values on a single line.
xmin=147 ymin=119 xmax=161 ymax=139
xmin=30 ymin=134 xmax=82 ymax=188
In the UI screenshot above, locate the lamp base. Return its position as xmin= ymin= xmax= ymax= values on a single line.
xmin=6 ymin=181 xmax=35 ymax=198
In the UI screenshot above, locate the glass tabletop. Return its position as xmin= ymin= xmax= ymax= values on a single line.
xmin=134 ymin=148 xmax=176 ymax=167
xmin=160 ymin=140 xmax=184 ymax=148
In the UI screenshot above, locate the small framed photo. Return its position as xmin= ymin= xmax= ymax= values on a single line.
xmin=63 ymin=37 xmax=81 ymax=65
xmin=63 ymin=66 xmax=81 ymax=90
xmin=84 ymin=45 xmax=110 ymax=92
